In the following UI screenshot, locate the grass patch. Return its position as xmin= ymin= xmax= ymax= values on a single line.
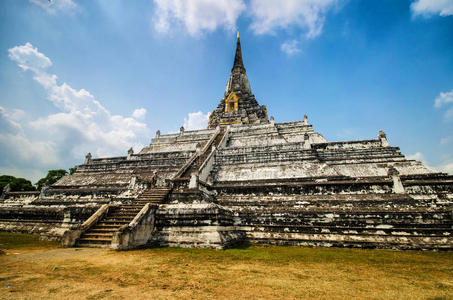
xmin=0 ymin=232 xmax=59 ymax=250
xmin=0 ymin=233 xmax=452 ymax=299
xmin=85 ymin=289 xmax=113 ymax=300
xmin=0 ymin=275 xmax=19 ymax=282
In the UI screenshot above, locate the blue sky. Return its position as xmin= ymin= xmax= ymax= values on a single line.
xmin=1 ymin=0 xmax=453 ymax=182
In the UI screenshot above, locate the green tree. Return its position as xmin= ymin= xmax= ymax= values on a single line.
xmin=0 ymin=175 xmax=15 ymax=191
xmin=69 ymin=166 xmax=77 ymax=175
xmin=35 ymin=169 xmax=68 ymax=190
xmin=0 ymin=175 xmax=36 ymax=192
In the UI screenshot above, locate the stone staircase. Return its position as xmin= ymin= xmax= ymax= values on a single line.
xmin=76 ymin=188 xmax=170 ymax=248
xmin=180 ymin=130 xmax=225 ymax=179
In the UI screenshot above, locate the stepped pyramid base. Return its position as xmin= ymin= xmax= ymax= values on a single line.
xmin=2 ymin=36 xmax=453 ymax=251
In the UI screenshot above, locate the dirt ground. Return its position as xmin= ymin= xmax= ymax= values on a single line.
xmin=1 ymin=233 xmax=453 ymax=299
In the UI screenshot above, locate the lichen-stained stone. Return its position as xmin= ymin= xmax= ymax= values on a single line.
xmin=154 ymin=202 xmax=245 ymax=249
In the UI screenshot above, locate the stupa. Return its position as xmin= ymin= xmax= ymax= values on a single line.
xmin=1 ymin=34 xmax=452 ymax=250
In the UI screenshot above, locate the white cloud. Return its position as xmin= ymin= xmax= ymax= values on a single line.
xmin=445 ymin=107 xmax=453 ymax=121
xmin=9 ymin=109 xmax=27 ymax=121
xmin=411 ymin=0 xmax=453 ymax=17
xmin=407 ymin=152 xmax=425 ymax=161
xmin=0 ymin=130 xmax=59 ymax=167
xmin=438 ymin=162 xmax=453 ymax=174
xmin=0 ymin=106 xmax=60 ymax=179
xmin=434 ymin=89 xmax=453 ymax=121
xmin=183 ymin=111 xmax=209 ymax=130
xmin=153 ymin=0 xmax=246 ymax=36
xmin=29 ymin=0 xmax=77 ymax=14
xmin=5 ymin=42 xmax=150 ymax=178
xmin=440 ymin=136 xmax=452 ymax=145
xmin=433 ymin=157 xmax=453 ymax=174
xmin=8 ymin=43 xmax=52 ymax=72
xmin=434 ymin=89 xmax=453 ymax=107
xmin=132 ymin=108 xmax=147 ymax=120
xmin=281 ymin=40 xmax=301 ymax=55
xmin=0 ymin=107 xmax=22 ymax=135
xmin=249 ymin=0 xmax=338 ymax=38
xmin=151 ymin=0 xmax=341 ymax=51
xmin=406 ymin=152 xmax=453 ymax=175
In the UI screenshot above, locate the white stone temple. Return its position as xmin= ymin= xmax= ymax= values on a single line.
xmin=1 ymin=35 xmax=452 ymax=250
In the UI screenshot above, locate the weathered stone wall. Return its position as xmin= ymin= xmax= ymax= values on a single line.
xmin=216 ymin=185 xmax=453 ymax=250
xmin=212 ymin=122 xmax=436 ymax=183
xmin=148 ymin=121 xmax=452 ymax=250
xmin=1 ymin=121 xmax=451 ymax=250
xmin=0 ymin=205 xmax=99 ymax=240
xmin=152 ymin=190 xmax=245 ymax=249
xmin=141 ymin=129 xmax=215 ymax=153
xmin=111 ymin=204 xmax=157 ymax=250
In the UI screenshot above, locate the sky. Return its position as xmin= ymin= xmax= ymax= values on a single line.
xmin=1 ymin=0 xmax=453 ymax=182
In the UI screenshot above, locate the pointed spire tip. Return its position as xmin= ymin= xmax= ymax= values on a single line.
xmin=232 ymin=30 xmax=245 ymax=72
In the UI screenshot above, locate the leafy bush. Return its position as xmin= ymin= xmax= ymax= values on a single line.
xmin=0 ymin=175 xmax=36 ymax=191
xmin=35 ymin=169 xmax=68 ymax=190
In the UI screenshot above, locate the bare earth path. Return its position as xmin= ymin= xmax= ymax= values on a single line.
xmin=1 ymin=233 xmax=452 ymax=299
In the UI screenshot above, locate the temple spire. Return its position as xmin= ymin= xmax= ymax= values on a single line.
xmin=208 ymin=33 xmax=269 ymax=129
xmin=232 ymin=31 xmax=245 ymax=73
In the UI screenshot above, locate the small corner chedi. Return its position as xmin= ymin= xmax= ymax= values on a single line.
xmin=1 ymin=34 xmax=452 ymax=250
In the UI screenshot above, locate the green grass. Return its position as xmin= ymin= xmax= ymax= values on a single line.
xmin=146 ymin=242 xmax=453 ymax=267
xmin=0 ymin=232 xmax=59 ymax=249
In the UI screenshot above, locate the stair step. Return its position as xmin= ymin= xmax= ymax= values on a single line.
xmin=141 ymin=193 xmax=166 ymax=194
xmin=140 ymin=192 xmax=167 ymax=195
xmin=141 ymin=193 xmax=168 ymax=196
xmin=107 ymin=216 xmax=137 ymax=220
xmin=138 ymin=200 xmax=163 ymax=202
xmin=120 ymin=205 xmax=145 ymax=209
xmin=104 ymin=214 xmax=135 ymax=218
xmin=75 ymin=188 xmax=170 ymax=249
xmin=88 ymin=230 xmax=118 ymax=234
xmin=108 ymin=213 xmax=138 ymax=217
xmin=92 ymin=224 xmax=121 ymax=229
xmin=138 ymin=199 xmax=163 ymax=202
xmin=78 ymin=237 xmax=112 ymax=243
xmin=103 ymin=219 xmax=133 ymax=223
xmin=76 ymin=243 xmax=111 ymax=248
xmin=112 ymin=208 xmax=139 ymax=210
xmin=108 ymin=216 xmax=135 ymax=219
xmin=89 ymin=229 xmax=119 ymax=233
xmin=99 ymin=220 xmax=130 ymax=225
xmin=83 ymin=232 xmax=114 ymax=237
